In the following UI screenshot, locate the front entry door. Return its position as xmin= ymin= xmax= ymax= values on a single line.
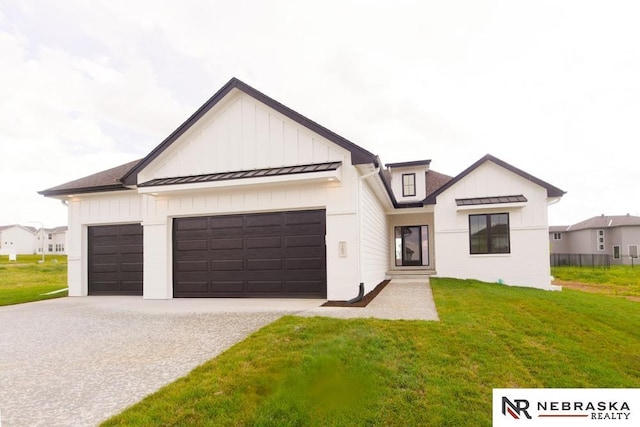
xmin=395 ymin=225 xmax=429 ymax=267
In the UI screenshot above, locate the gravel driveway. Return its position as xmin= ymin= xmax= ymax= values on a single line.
xmin=0 ymin=296 xmax=322 ymax=427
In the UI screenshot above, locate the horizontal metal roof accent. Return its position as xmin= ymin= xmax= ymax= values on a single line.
xmin=456 ymin=194 xmax=528 ymax=206
xmin=138 ymin=161 xmax=342 ymax=187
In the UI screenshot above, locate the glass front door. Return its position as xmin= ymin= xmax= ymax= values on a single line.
xmin=395 ymin=225 xmax=429 ymax=267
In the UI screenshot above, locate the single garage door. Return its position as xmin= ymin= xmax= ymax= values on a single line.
xmin=88 ymin=224 xmax=143 ymax=295
xmin=173 ymin=210 xmax=326 ymax=298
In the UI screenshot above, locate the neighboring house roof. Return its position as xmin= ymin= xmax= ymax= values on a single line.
xmin=567 ymin=215 xmax=640 ymax=231
xmin=0 ymin=224 xmax=37 ymax=234
xmin=39 ymin=159 xmax=141 ymax=197
xmin=423 ymin=154 xmax=565 ymax=204
xmin=549 ymin=225 xmax=569 ymax=232
xmin=43 ymin=226 xmax=68 ymax=234
xmin=121 ymin=77 xmax=378 ymax=186
xmin=139 ymin=161 xmax=342 ymax=187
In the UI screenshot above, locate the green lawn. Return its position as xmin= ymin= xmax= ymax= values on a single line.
xmin=0 ymin=254 xmax=68 ymax=306
xmin=103 ymin=278 xmax=640 ymax=426
xmin=552 ymin=265 xmax=640 ymax=298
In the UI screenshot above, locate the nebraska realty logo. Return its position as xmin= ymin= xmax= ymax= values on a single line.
xmin=493 ymin=389 xmax=640 ymax=426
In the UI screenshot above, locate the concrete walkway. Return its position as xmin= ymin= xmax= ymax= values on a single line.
xmin=299 ymin=279 xmax=440 ymax=320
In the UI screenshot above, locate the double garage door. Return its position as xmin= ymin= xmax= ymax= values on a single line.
xmin=87 ymin=210 xmax=327 ymax=298
xmin=173 ymin=210 xmax=327 ymax=298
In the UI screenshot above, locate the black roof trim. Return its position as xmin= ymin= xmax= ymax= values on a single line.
xmin=456 ymin=194 xmax=528 ymax=206
xmin=139 ymin=161 xmax=342 ymax=188
xmin=121 ymin=78 xmax=377 ymax=185
xmin=385 ymin=159 xmax=431 ymax=168
xmin=38 ymin=184 xmax=132 ymax=197
xmin=423 ymin=154 xmax=565 ymax=205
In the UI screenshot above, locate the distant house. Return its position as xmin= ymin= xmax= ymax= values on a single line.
xmin=550 ymin=214 xmax=640 ymax=265
xmin=0 ymin=225 xmax=68 ymax=256
xmin=35 ymin=226 xmax=68 ymax=255
xmin=0 ymin=225 xmax=37 ymax=255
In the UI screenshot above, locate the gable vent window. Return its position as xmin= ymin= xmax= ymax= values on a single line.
xmin=402 ymin=173 xmax=416 ymax=197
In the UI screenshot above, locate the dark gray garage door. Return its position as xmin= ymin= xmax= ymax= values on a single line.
xmin=173 ymin=210 xmax=326 ymax=298
xmin=88 ymin=224 xmax=143 ymax=296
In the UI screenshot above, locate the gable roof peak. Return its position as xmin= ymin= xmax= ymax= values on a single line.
xmin=423 ymin=153 xmax=565 ymax=204
xmin=120 ymin=77 xmax=378 ymax=185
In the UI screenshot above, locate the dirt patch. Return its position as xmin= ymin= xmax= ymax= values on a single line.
xmin=322 ymin=280 xmax=390 ymax=307
xmin=553 ymin=280 xmax=639 ymax=302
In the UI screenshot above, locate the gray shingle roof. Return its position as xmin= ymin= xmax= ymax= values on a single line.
xmin=39 ymin=159 xmax=141 ymax=197
xmin=568 ymin=215 xmax=640 ymax=231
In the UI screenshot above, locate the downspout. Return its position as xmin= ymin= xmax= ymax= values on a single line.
xmin=352 ymin=165 xmax=380 ymax=303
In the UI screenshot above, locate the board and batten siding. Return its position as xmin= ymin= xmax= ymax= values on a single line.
xmin=66 ymin=192 xmax=143 ymax=296
xmin=433 ymin=161 xmax=552 ymax=290
xmin=359 ymin=179 xmax=389 ymax=294
xmin=139 ymin=91 xmax=347 ymax=183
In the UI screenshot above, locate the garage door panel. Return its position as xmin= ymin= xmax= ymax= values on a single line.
xmin=245 ymin=213 xmax=282 ymax=228
xmin=177 ymin=281 xmax=209 ymax=293
xmin=121 ymin=262 xmax=143 ymax=272
xmin=91 ymin=245 xmax=119 ymax=255
xmin=286 ymin=281 xmax=325 ymax=293
xmin=177 ymin=239 xmax=208 ymax=251
xmin=210 ymin=260 xmax=244 ymax=271
xmin=209 ymin=216 xmax=244 ymax=229
xmin=246 ymin=281 xmax=283 ymax=293
xmin=210 ymin=281 xmax=244 ymax=292
xmin=88 ymin=224 xmax=143 ymax=296
xmin=286 ymin=235 xmax=324 ymax=248
xmin=247 ymin=259 xmax=282 ymax=270
xmin=176 ymin=217 xmax=208 ymax=231
xmin=246 ymin=236 xmax=281 ymax=249
xmin=177 ymin=260 xmax=208 ymax=272
xmin=284 ymin=210 xmax=324 ymax=224
xmin=286 ymin=258 xmax=324 ymax=270
xmin=210 ymin=238 xmax=243 ymax=250
xmin=174 ymin=210 xmax=326 ymax=298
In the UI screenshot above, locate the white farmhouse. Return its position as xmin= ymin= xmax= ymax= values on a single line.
xmin=40 ymin=78 xmax=564 ymax=299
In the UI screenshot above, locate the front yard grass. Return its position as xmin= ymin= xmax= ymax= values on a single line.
xmin=0 ymin=255 xmax=68 ymax=306
xmin=103 ymin=278 xmax=640 ymax=426
xmin=552 ymin=265 xmax=640 ymax=299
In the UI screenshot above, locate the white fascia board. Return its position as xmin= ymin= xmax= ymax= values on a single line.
xmin=137 ymin=168 xmax=341 ymax=195
xmin=456 ymin=202 xmax=527 ymax=211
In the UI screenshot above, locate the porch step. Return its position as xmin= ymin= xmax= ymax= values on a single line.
xmin=385 ymin=270 xmax=436 ymax=281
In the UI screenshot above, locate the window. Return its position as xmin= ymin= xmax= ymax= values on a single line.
xmin=596 ymin=229 xmax=605 ymax=251
xmin=402 ymin=173 xmax=416 ymax=197
xmin=553 ymin=232 xmax=562 ymax=240
xmin=48 ymin=244 xmax=53 ymax=252
xmin=613 ymin=246 xmax=620 ymax=259
xmin=48 ymin=233 xmax=52 ymax=240
xmin=630 ymin=245 xmax=639 ymax=259
xmin=469 ymin=213 xmax=510 ymax=254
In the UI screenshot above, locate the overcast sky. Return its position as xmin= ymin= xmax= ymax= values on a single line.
xmin=1 ymin=0 xmax=638 ymax=228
